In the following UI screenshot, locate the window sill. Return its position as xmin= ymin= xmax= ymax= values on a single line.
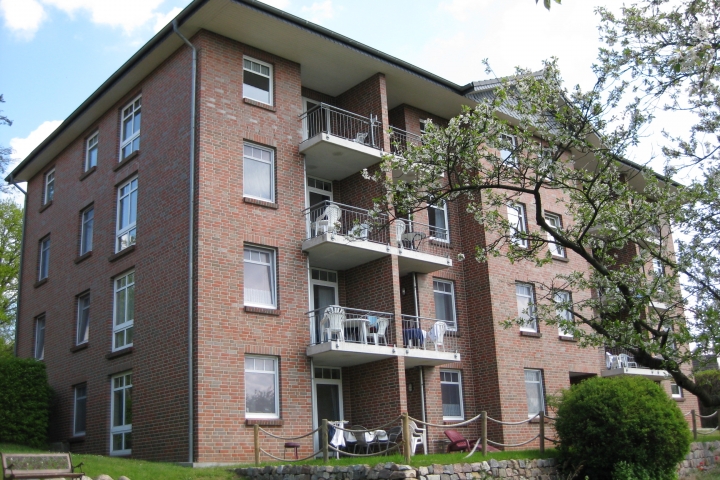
xmin=34 ymin=278 xmax=48 ymax=289
xmin=443 ymin=419 xmax=464 ymax=425
xmin=108 ymin=245 xmax=136 ymax=263
xmin=70 ymin=343 xmax=89 ymax=353
xmin=520 ymin=331 xmax=542 ymax=338
xmin=106 ymin=347 xmax=134 ymax=360
xmin=558 ymin=335 xmax=576 ymax=342
xmin=244 ymin=306 xmax=281 ymax=316
xmin=529 ymin=415 xmax=551 ymax=424
xmin=74 ymin=251 xmax=93 ymax=264
xmin=80 ymin=166 xmax=97 ymax=181
xmin=243 ymin=197 xmax=278 ymax=209
xmin=245 ymin=419 xmax=284 ymax=426
xmin=114 ymin=150 xmax=139 ymax=172
xmin=673 ymin=397 xmax=685 ymax=402
xmin=243 ymin=98 xmax=276 ymax=112
xmin=552 ymin=255 xmax=569 ymax=263
xmin=39 ymin=201 xmax=53 ymax=213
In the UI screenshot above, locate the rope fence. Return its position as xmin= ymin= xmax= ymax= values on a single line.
xmin=690 ymin=409 xmax=720 ymax=441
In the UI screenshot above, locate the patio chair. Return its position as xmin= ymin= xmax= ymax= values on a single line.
xmin=367 ymin=317 xmax=390 ymax=345
xmin=408 ymin=420 xmax=427 ymax=455
xmin=395 ymin=219 xmax=406 ymax=248
xmin=322 ymin=306 xmax=346 ymax=343
xmin=354 ymin=132 xmax=368 ymax=144
xmin=605 ymin=352 xmax=620 ymax=369
xmin=343 ymin=429 xmax=357 ymax=454
xmin=351 ymin=426 xmax=377 ymax=454
xmin=444 ymin=429 xmax=478 ymax=453
xmin=384 ymin=426 xmax=402 ymax=455
xmin=313 ymin=203 xmax=342 ymax=236
xmin=426 ymin=321 xmax=447 ymax=351
xmin=618 ymin=353 xmax=638 ymax=368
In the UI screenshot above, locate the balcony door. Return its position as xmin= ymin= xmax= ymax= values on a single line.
xmin=311 ymin=268 xmax=338 ymax=343
xmin=312 ymin=366 xmax=343 ymax=452
xmin=306 ymin=177 xmax=333 ymax=238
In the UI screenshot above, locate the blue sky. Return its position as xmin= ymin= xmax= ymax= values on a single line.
xmin=0 ymin=0 xmax=613 ymax=176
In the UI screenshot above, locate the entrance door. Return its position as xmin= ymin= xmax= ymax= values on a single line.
xmin=311 ymin=268 xmax=338 ymax=343
xmin=313 ymin=367 xmax=343 ymax=452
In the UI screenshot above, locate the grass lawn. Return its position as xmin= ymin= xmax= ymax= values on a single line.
xmin=0 ymin=443 xmax=557 ymax=480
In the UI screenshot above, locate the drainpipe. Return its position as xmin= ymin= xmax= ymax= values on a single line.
xmin=8 ymin=175 xmax=27 ymax=358
xmin=172 ymin=20 xmax=197 ymax=465
xmin=413 ymin=273 xmax=427 ymax=427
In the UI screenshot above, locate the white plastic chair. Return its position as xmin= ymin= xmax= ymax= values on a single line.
xmin=367 ymin=317 xmax=389 ymax=345
xmin=408 ymin=420 xmax=427 ymax=455
xmin=605 ymin=352 xmax=618 ymax=369
xmin=618 ymin=353 xmax=638 ymax=368
xmin=354 ymin=132 xmax=368 ymax=144
xmin=426 ymin=321 xmax=447 ymax=351
xmin=322 ymin=306 xmax=346 ymax=342
xmin=313 ymin=204 xmax=342 ymax=236
xmin=395 ymin=219 xmax=406 ymax=248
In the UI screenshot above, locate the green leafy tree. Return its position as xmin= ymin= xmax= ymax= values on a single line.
xmin=0 ymin=199 xmax=22 ymax=356
xmin=0 ymin=94 xmax=13 ymax=194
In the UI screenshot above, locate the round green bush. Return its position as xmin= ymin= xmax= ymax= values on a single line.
xmin=554 ymin=375 xmax=691 ymax=480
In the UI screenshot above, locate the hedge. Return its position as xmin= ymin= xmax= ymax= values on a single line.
xmin=0 ymin=357 xmax=52 ymax=447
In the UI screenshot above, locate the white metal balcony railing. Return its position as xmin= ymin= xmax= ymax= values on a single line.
xmin=300 ymin=103 xmax=383 ymax=150
xmin=308 ymin=306 xmax=395 ymax=346
xmin=401 ymin=315 xmax=458 ymax=353
xmin=388 ymin=126 xmax=422 ymax=155
xmin=395 ymin=218 xmax=451 ymax=258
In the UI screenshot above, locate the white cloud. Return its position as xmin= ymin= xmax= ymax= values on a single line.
xmin=0 ymin=0 xmax=47 ymax=40
xmin=9 ymin=120 xmax=62 ymax=163
xmin=153 ymin=6 xmax=181 ymax=33
xmin=261 ymin=0 xmax=290 ymax=9
xmin=438 ymin=0 xmax=493 ymax=21
xmin=301 ymin=0 xmax=334 ymax=23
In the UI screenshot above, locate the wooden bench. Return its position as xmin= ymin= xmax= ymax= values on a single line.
xmin=1 ymin=452 xmax=84 ymax=479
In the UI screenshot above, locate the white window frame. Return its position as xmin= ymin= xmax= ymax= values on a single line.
xmin=507 ymin=203 xmax=528 ymax=248
xmin=85 ymin=132 xmax=98 ymax=171
xmin=119 ymin=96 xmax=141 ymax=161
xmin=428 ymin=199 xmax=450 ymax=243
xmin=116 ymin=177 xmax=138 ymax=252
xmin=80 ymin=206 xmax=94 ymax=255
xmin=34 ymin=315 xmax=45 ymax=360
xmin=243 ymin=143 xmax=275 ymax=203
xmin=113 ymin=271 xmax=135 ymax=351
xmin=110 ymin=371 xmax=132 ymax=455
xmin=74 ymin=384 xmax=87 ymax=437
xmin=516 ymin=282 xmax=537 ymax=332
xmin=38 ymin=236 xmax=50 ymax=281
xmin=440 ymin=369 xmax=464 ymax=421
xmin=244 ymin=246 xmax=277 ymax=309
xmin=44 ymin=169 xmax=55 ymax=205
xmin=499 ymin=134 xmax=517 ymax=166
xmin=670 ymin=383 xmax=683 ymax=399
xmin=243 ymin=57 xmax=273 ymax=106
xmin=245 ymin=355 xmax=279 ymax=419
xmin=524 ymin=369 xmax=545 ymax=417
xmin=652 ymin=258 xmax=665 ymax=277
xmin=545 ymin=213 xmax=565 ymax=257
xmin=77 ymin=292 xmax=90 ymax=345
xmin=554 ymin=290 xmax=573 ymax=337
xmin=433 ymin=279 xmax=457 ymax=330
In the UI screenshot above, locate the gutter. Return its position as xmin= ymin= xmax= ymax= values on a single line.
xmin=172 ymin=21 xmax=198 ymax=465
xmin=8 ymin=175 xmax=27 ymax=358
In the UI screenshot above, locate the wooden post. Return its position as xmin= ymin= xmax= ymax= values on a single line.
xmin=692 ymin=409 xmax=697 ymax=440
xmin=402 ymin=412 xmax=411 ymax=464
xmin=254 ymin=424 xmax=260 ymax=466
xmin=539 ymin=412 xmax=545 ymax=454
xmin=481 ymin=411 xmax=487 ymax=456
xmin=322 ymin=419 xmax=329 ymax=464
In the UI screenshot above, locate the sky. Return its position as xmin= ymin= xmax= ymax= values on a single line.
xmin=0 ymin=0 xmax=620 ymax=185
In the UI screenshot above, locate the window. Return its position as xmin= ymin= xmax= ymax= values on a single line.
xmin=554 ymin=290 xmax=573 ymax=337
xmin=440 ymin=370 xmax=464 ymax=420
xmin=80 ymin=207 xmax=94 ymax=255
xmin=116 ymin=177 xmax=137 ymax=252
xmin=507 ymin=203 xmax=528 ymax=248
xmin=38 ymin=236 xmax=50 ymax=281
xmin=110 ymin=371 xmax=132 ymax=455
xmin=86 ymin=132 xmax=98 ymax=170
xmin=499 ymin=134 xmax=517 ymax=165
xmin=244 ymin=144 xmax=274 ymax=202
xmin=74 ymin=384 xmax=87 ymax=436
xmin=120 ymin=96 xmax=141 ymax=160
xmin=244 ymin=247 xmax=276 ymax=308
xmin=671 ymin=383 xmax=683 ymax=399
xmin=652 ymin=258 xmax=665 ymax=277
xmin=545 ymin=213 xmax=565 ymax=257
xmin=44 ymin=169 xmax=55 ymax=204
xmin=516 ymin=283 xmax=537 ymax=332
xmin=419 ymin=119 xmax=428 ymax=135
xmin=524 ymin=369 xmax=545 ymax=417
xmin=113 ymin=271 xmax=134 ymax=351
xmin=428 ymin=200 xmax=449 ymax=242
xmin=245 ymin=356 xmax=279 ymax=418
xmin=34 ymin=315 xmax=45 ymax=360
xmin=77 ymin=293 xmax=90 ymax=345
xmin=433 ymin=279 xmax=457 ymax=330
xmin=243 ymin=57 xmax=273 ymax=105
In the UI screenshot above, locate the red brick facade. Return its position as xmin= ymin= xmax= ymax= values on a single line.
xmin=11 ymin=12 xmax=697 ymax=465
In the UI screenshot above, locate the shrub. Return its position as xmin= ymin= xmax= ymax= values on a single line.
xmin=554 ymin=375 xmax=691 ymax=480
xmin=0 ymin=357 xmax=52 ymax=447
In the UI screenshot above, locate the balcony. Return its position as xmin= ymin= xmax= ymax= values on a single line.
xmin=400 ymin=315 xmax=460 ymax=367
xmin=306 ymin=307 xmax=460 ymax=368
xmin=301 ymin=201 xmax=453 ymax=274
xmin=299 ymin=103 xmax=384 ymax=181
xmin=388 ymin=127 xmax=422 ymax=182
xmin=601 ymin=347 xmax=669 ymax=381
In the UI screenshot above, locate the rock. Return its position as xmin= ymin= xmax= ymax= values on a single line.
xmin=118 ymin=477 xmax=130 ymax=480
xmin=81 ymin=476 xmax=93 ymax=480
xmin=418 ymin=467 xmax=428 ymax=476
xmin=96 ymin=475 xmax=114 ymax=480
xmin=489 ymin=459 xmax=500 ymax=469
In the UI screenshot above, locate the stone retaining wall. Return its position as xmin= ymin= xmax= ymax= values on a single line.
xmin=235 ymin=441 xmax=720 ymax=480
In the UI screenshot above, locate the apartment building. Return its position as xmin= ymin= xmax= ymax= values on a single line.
xmin=6 ymin=0 xmax=696 ymax=463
